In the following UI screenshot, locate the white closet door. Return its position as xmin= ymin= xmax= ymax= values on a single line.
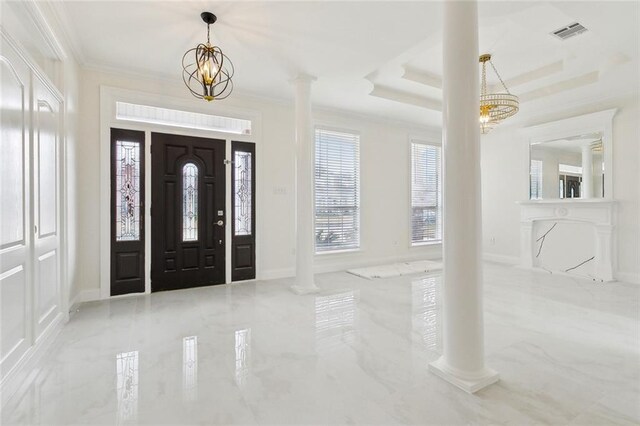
xmin=0 ymin=40 xmax=31 ymax=376
xmin=32 ymin=77 xmax=62 ymax=341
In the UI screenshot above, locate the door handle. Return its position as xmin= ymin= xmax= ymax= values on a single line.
xmin=216 ymin=220 xmax=224 ymax=227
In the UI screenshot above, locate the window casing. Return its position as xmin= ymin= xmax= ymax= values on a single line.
xmin=411 ymin=142 xmax=442 ymax=245
xmin=314 ymin=128 xmax=360 ymax=253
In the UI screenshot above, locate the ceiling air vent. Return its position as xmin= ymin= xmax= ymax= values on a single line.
xmin=551 ymin=22 xmax=587 ymax=40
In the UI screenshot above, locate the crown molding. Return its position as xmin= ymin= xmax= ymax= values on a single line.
xmin=21 ymin=0 xmax=67 ymax=61
xmin=369 ymin=84 xmax=442 ymax=112
xmin=46 ymin=0 xmax=87 ymax=65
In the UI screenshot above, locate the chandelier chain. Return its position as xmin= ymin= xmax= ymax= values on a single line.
xmin=207 ymin=24 xmax=210 ymax=44
xmin=481 ymin=62 xmax=487 ymax=96
xmin=489 ymin=60 xmax=510 ymax=94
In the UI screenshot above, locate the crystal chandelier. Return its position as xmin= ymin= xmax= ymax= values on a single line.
xmin=479 ymin=54 xmax=518 ymax=134
xmin=182 ymin=12 xmax=234 ymax=102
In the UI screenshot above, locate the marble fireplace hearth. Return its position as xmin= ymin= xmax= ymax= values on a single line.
xmin=518 ymin=200 xmax=616 ymax=282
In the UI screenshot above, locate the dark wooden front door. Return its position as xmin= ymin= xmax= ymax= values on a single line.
xmin=151 ymin=132 xmax=226 ymax=291
xmin=111 ymin=128 xmax=145 ymax=296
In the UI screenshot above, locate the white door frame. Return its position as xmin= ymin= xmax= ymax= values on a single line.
xmin=99 ymin=86 xmax=262 ymax=299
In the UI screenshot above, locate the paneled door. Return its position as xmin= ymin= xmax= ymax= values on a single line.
xmin=151 ymin=133 xmax=226 ymax=291
xmin=110 ymin=129 xmax=145 ymax=296
xmin=0 ymin=37 xmax=32 ymax=377
xmin=32 ymin=76 xmax=62 ymax=339
xmin=1 ymin=36 xmax=62 ymax=381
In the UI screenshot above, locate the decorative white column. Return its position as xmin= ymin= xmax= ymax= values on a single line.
xmin=581 ymin=145 xmax=593 ymax=199
xmin=428 ymin=0 xmax=499 ymax=393
xmin=291 ymin=74 xmax=319 ymax=294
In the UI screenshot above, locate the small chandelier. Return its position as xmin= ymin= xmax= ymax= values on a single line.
xmin=182 ymin=12 xmax=234 ymax=102
xmin=479 ymin=54 xmax=518 ymax=134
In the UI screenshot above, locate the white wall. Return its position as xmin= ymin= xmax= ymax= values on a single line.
xmin=74 ymin=68 xmax=442 ymax=299
xmin=481 ymin=97 xmax=640 ymax=283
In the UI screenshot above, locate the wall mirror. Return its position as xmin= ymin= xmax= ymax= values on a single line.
xmin=529 ymin=133 xmax=604 ymax=200
xmin=521 ymin=109 xmax=615 ymax=201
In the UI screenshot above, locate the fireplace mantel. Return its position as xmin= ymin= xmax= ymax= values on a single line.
xmin=517 ymin=199 xmax=616 ymax=281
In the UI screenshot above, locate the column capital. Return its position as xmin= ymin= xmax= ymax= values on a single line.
xmin=290 ymin=73 xmax=317 ymax=85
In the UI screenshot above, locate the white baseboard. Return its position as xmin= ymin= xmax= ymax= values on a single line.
xmin=1 ymin=313 xmax=65 ymax=407
xmin=259 ymin=267 xmax=295 ymax=281
xmin=69 ymin=288 xmax=101 ymax=311
xmin=483 ymin=253 xmax=520 ymax=265
xmin=616 ymin=271 xmax=640 ymax=285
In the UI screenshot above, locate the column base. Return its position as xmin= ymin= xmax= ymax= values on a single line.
xmin=428 ymin=357 xmax=499 ymax=394
xmin=290 ymin=284 xmax=320 ymax=295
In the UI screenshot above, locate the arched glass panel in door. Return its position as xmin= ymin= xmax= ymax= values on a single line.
xmin=182 ymin=163 xmax=198 ymax=241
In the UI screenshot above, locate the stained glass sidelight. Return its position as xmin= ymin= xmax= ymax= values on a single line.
xmin=115 ymin=141 xmax=141 ymax=241
xmin=234 ymin=151 xmax=252 ymax=236
xmin=183 ymin=163 xmax=198 ymax=241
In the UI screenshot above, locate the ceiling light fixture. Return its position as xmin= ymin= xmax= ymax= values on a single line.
xmin=182 ymin=12 xmax=234 ymax=102
xmin=479 ymin=54 xmax=518 ymax=134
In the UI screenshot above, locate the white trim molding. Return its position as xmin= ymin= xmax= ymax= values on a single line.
xmin=483 ymin=253 xmax=519 ymax=265
xmin=22 ymin=0 xmax=68 ymax=60
xmin=616 ymin=272 xmax=640 ymax=285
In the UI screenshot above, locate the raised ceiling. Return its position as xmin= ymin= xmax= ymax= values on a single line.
xmin=55 ymin=1 xmax=639 ymax=127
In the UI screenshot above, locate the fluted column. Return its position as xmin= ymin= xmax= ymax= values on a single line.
xmin=581 ymin=145 xmax=593 ymax=199
xmin=428 ymin=0 xmax=499 ymax=393
xmin=291 ymin=74 xmax=319 ymax=294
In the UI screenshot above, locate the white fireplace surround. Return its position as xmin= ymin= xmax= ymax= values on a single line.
xmin=518 ymin=199 xmax=616 ymax=281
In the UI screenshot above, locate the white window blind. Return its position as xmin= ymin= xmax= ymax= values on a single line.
xmin=411 ymin=142 xmax=442 ymax=245
xmin=315 ymin=128 xmax=360 ymax=252
xmin=530 ymin=159 xmax=543 ymax=199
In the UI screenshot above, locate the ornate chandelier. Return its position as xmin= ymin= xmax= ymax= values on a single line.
xmin=182 ymin=12 xmax=234 ymax=102
xmin=479 ymin=54 xmax=518 ymax=134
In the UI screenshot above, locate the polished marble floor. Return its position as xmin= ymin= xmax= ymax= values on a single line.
xmin=2 ymin=263 xmax=639 ymax=425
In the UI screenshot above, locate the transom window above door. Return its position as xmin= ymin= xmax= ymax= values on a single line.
xmin=115 ymin=102 xmax=252 ymax=135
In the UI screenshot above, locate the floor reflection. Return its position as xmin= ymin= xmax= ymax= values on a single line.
xmin=234 ymin=329 xmax=251 ymax=386
xmin=182 ymin=336 xmax=198 ymax=401
xmin=315 ymin=290 xmax=358 ymax=353
xmin=115 ymin=351 xmax=139 ymax=425
xmin=411 ymin=276 xmax=441 ymax=352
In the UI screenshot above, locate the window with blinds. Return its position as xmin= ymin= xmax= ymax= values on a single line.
xmin=411 ymin=142 xmax=442 ymax=245
xmin=530 ymin=159 xmax=543 ymax=199
xmin=315 ymin=128 xmax=360 ymax=252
